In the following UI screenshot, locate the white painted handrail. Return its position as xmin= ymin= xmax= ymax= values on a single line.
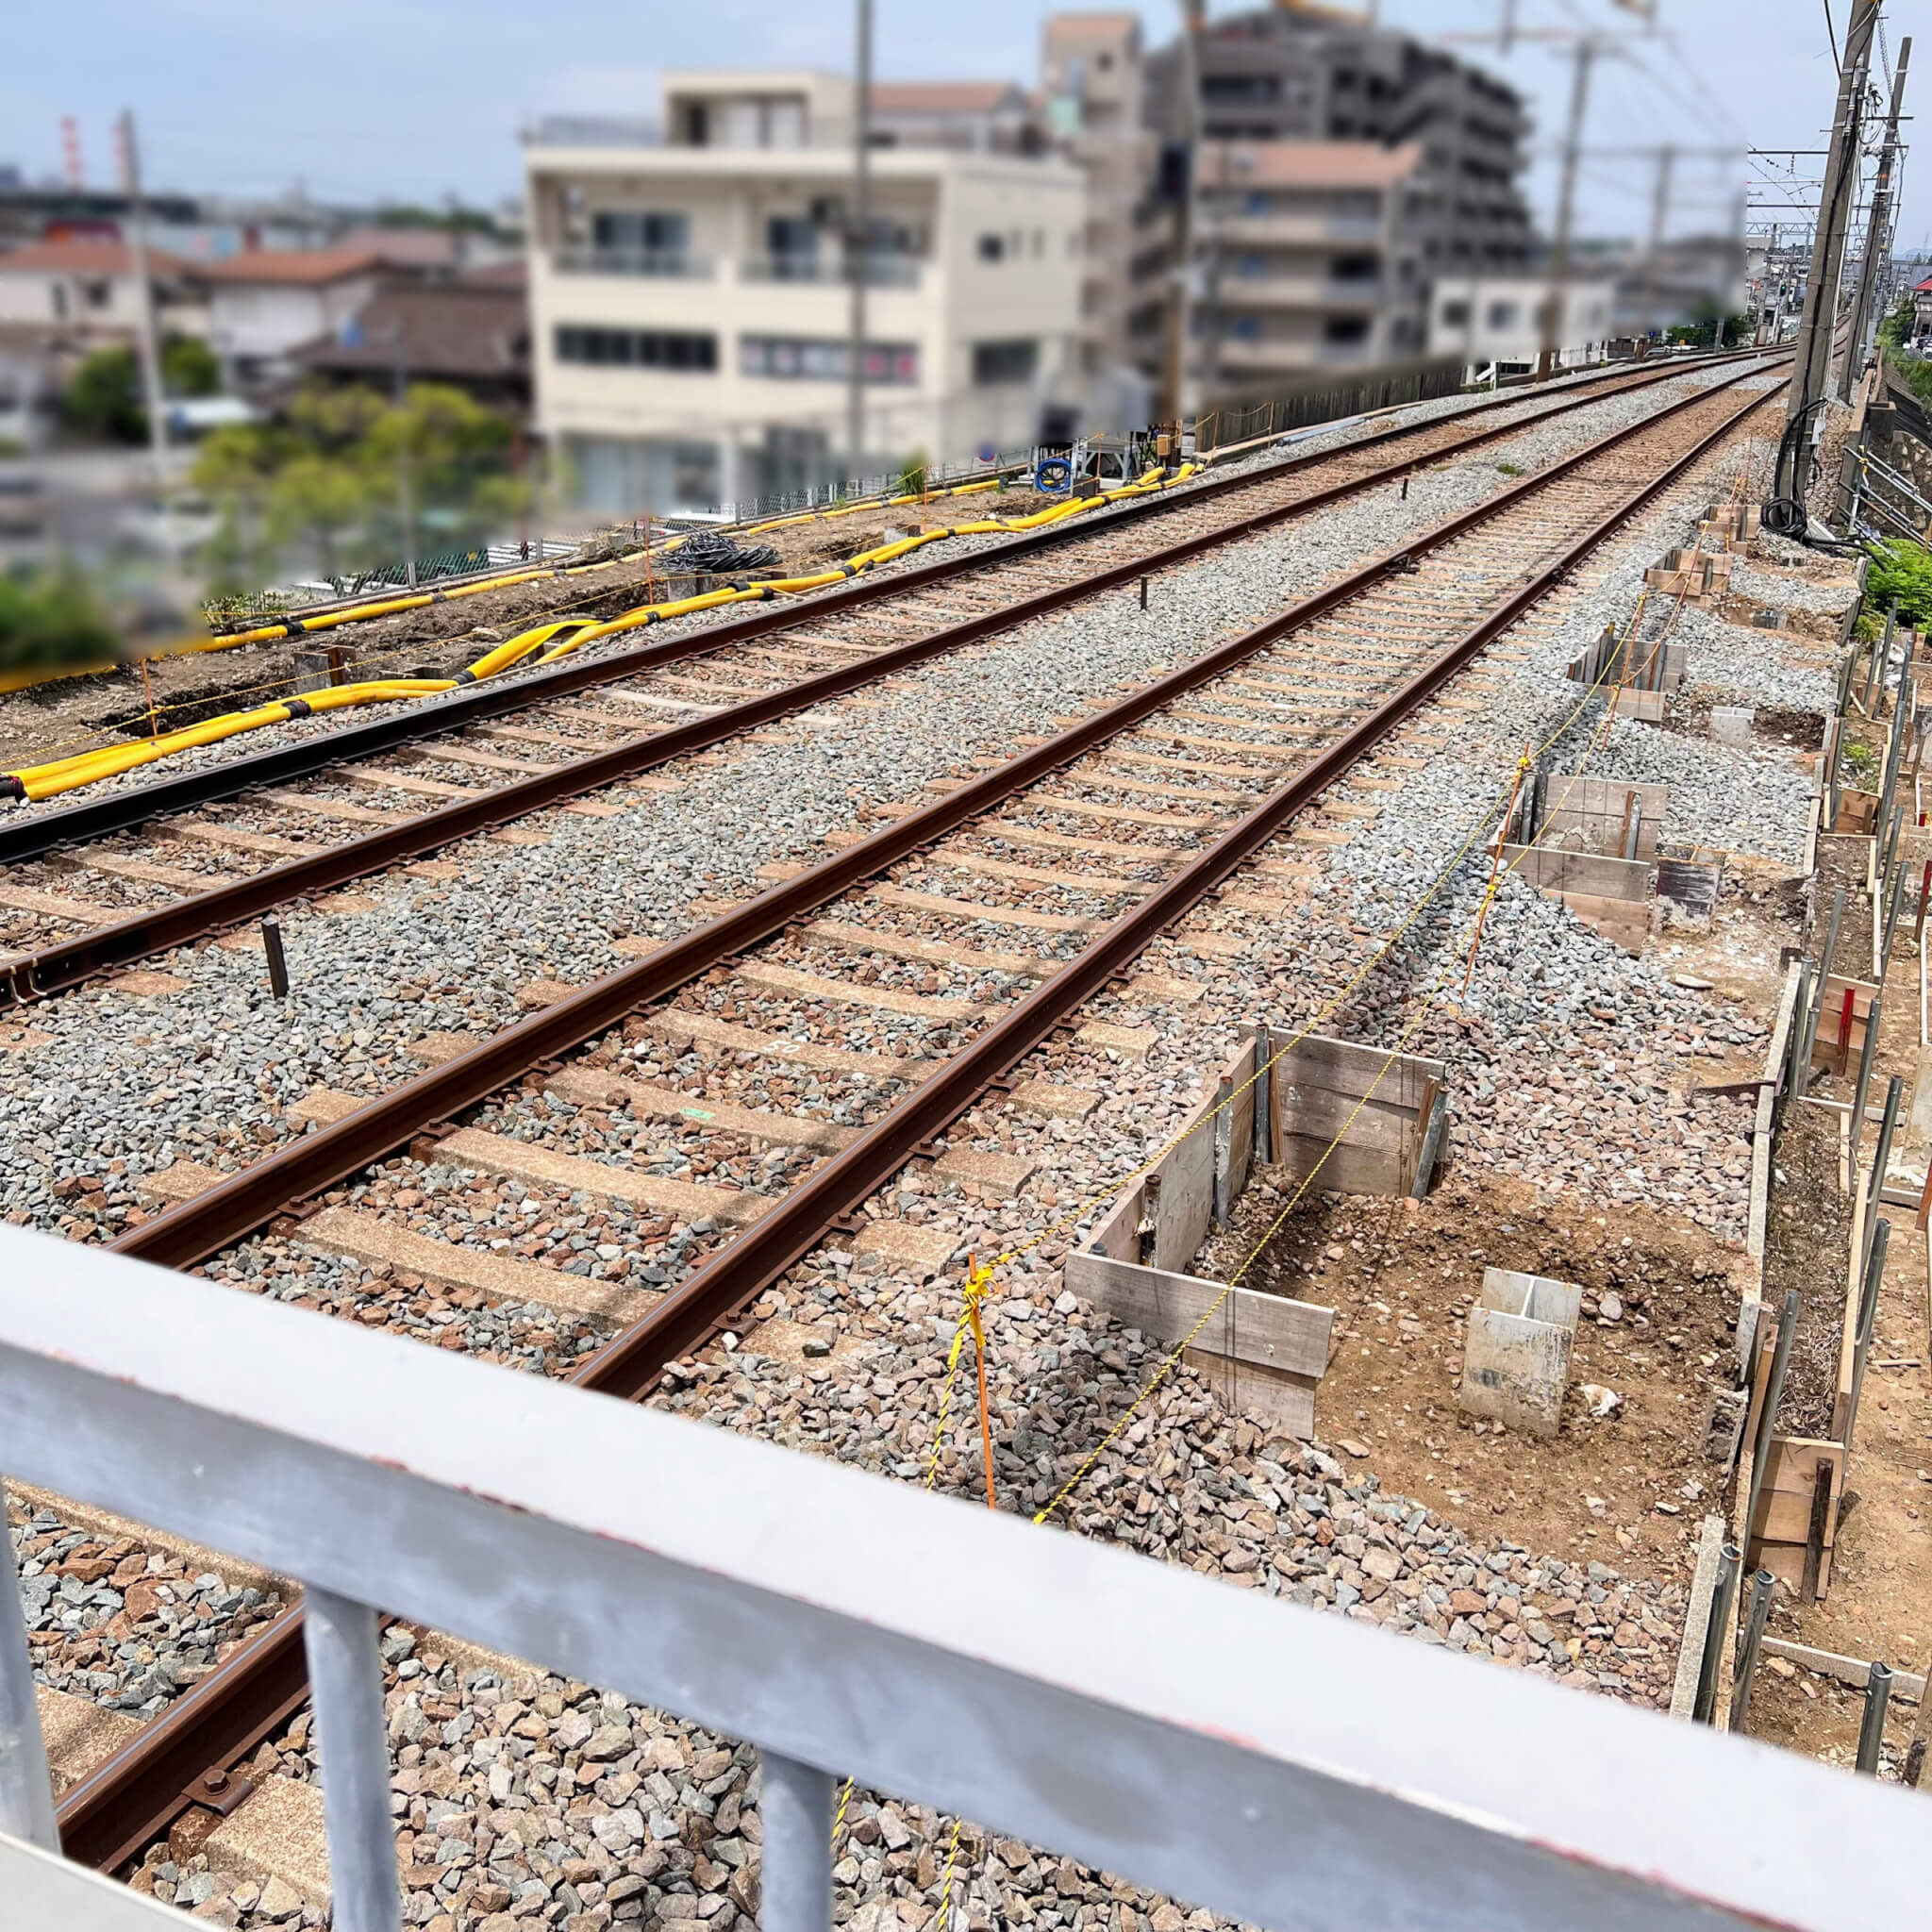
xmin=0 ymin=1225 xmax=1919 ymax=1931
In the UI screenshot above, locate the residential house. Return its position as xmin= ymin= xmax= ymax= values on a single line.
xmin=292 ymin=262 xmax=530 ymax=414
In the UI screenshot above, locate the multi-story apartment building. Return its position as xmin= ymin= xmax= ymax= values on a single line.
xmin=1146 ymin=4 xmax=1532 ymax=279
xmin=1041 ymin=12 xmax=1158 ymax=415
xmin=1190 ymin=139 xmax=1428 ymax=387
xmin=524 ymin=72 xmax=1085 ymax=515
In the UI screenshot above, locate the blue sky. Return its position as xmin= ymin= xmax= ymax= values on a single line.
xmin=7 ymin=1 xmax=1915 ymax=254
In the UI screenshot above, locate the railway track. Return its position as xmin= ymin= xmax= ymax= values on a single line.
xmin=0 ymin=349 xmax=1777 ymax=1010
xmin=42 ymin=358 xmax=1785 ymax=1876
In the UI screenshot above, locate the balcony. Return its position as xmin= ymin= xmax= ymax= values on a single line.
xmin=739 ymin=255 xmax=924 ymax=290
xmin=1207 ymin=212 xmax=1385 ymax=248
xmin=1215 ymin=275 xmax=1386 ymax=310
xmin=551 ymin=248 xmax=716 ymax=279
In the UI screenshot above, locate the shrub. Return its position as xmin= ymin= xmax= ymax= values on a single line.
xmin=0 ymin=571 xmax=120 ymax=673
xmin=1864 ymin=537 xmax=1932 ymax=629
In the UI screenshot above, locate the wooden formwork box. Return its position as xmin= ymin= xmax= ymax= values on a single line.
xmin=1809 ymin=974 xmax=1878 ymax=1069
xmin=1064 ymin=1031 xmax=1447 ymax=1437
xmin=1748 ymin=1437 xmax=1845 ymax=1595
xmin=1538 ymin=775 xmax=1670 ymax=861
xmin=1828 ymin=790 xmax=1881 ymax=837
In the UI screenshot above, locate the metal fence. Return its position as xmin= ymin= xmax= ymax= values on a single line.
xmin=0 ymin=1223 xmax=1918 ymax=1932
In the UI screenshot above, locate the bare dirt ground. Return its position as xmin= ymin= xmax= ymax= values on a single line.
xmin=1196 ymin=1169 xmax=1749 ymax=1588
xmin=0 ymin=490 xmax=1058 ymax=771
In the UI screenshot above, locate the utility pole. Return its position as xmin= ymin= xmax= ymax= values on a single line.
xmin=390 ymin=323 xmax=417 ymax=590
xmin=1538 ymin=37 xmax=1598 ymax=378
xmin=846 ymin=0 xmax=873 ymax=486
xmin=1641 ymin=144 xmax=1675 ymax=336
xmin=116 ymin=110 xmax=172 ymax=543
xmin=1157 ymin=0 xmax=1205 ymax=439
xmin=1788 ymin=0 xmax=1879 ymax=509
xmin=1842 ymin=34 xmax=1911 ymax=398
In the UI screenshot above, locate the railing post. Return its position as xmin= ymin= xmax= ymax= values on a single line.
xmin=302 ymin=1586 xmax=401 ymax=1932
xmin=758 ymin=1750 xmax=835 ymax=1932
xmin=0 ymin=1483 xmax=58 ymax=1851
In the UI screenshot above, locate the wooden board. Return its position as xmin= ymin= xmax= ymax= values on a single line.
xmin=1541 ymin=775 xmax=1671 ymax=858
xmin=1064 ymin=1251 xmax=1332 ymax=1438
xmin=1502 ymin=844 xmax=1655 ymax=901
xmin=1224 ymin=1038 xmax=1257 ymax=1208
xmin=1747 ymin=1436 xmax=1844 ymax=1590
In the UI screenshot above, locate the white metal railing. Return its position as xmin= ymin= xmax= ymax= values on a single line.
xmin=550 ymin=247 xmax=716 ymax=279
xmin=0 ymin=1224 xmax=1920 ymax=1932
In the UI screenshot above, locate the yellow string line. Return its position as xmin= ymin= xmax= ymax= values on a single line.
xmin=830 ymin=1775 xmax=854 ymax=1854
xmin=934 ymin=1816 xmax=966 ymax=1932
xmin=1026 ymin=588 xmax=1690 ymax=1526
xmin=969 ymin=579 xmax=1663 ymax=1291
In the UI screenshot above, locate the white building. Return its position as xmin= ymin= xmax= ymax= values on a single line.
xmin=1427 ymin=275 xmax=1617 ymax=376
xmin=524 ymin=71 xmax=1088 ymax=515
xmin=0 ymin=238 xmax=207 ymax=342
xmin=193 ymin=248 xmax=386 ymax=387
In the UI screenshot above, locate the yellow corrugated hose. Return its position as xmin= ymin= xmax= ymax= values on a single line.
xmin=4 ymin=464 xmax=1195 ymax=803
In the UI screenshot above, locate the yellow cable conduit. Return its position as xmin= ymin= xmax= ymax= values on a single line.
xmin=6 ymin=464 xmax=1196 ymax=803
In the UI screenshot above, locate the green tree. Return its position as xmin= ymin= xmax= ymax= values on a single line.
xmin=64 ymin=333 xmax=223 ymax=443
xmin=162 ymin=332 xmax=221 ymax=398
xmin=0 ymin=570 xmax=120 ymax=673
xmin=64 ymin=346 xmax=143 ymax=442
xmin=1865 ymin=538 xmax=1932 ymax=629
xmin=266 ymin=455 xmax=370 ymax=582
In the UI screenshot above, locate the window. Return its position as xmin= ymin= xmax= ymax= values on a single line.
xmin=555 ymin=326 xmax=718 ymax=371
xmin=592 ymin=211 xmax=690 ymax=258
xmin=977 ymin=234 xmax=1004 ymax=262
xmin=50 ymin=282 xmax=68 ymax=320
xmin=972 ymin=339 xmax=1038 ymax=385
xmin=1440 ymin=299 xmax=1472 ymax=328
xmin=1203 ymin=75 xmax=1280 ymax=104
xmin=1324 ymin=316 xmax=1370 ymax=344
xmin=1485 ymin=300 xmax=1518 ymax=330
xmin=1229 ymin=315 xmax=1262 ymax=342
xmin=1329 ymin=254 xmax=1378 ymax=282
xmin=766 ymin=215 xmax=818 ymax=268
xmin=82 ymin=280 xmax=111 ymax=310
xmin=741 ymin=337 xmax=919 ymax=384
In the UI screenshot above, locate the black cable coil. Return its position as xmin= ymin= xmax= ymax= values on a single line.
xmin=674 ymin=528 xmax=783 ymax=575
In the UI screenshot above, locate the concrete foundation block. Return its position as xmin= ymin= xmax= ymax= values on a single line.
xmin=1457 ymin=1267 xmax=1582 ymax=1438
xmin=1711 ymin=706 xmax=1755 ymax=744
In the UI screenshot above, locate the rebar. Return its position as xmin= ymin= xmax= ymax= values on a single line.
xmin=1693 ymin=1543 xmax=1742 ymax=1724
xmin=1856 ymin=1661 xmax=1894 ymax=1774
xmin=1728 ymin=1569 xmax=1776 ymax=1734
xmin=1742 ymin=1293 xmax=1802 ymax=1585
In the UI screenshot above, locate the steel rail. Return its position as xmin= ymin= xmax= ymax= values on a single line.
xmin=0 ymin=347 xmax=1768 ymax=874
xmin=53 ymin=368 xmax=1780 ymax=1874
xmin=3 ymin=353 xmax=1784 ymax=1009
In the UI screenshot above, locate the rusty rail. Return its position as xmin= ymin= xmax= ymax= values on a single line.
xmin=4 ymin=352 xmax=1780 ymax=1010
xmin=53 ymin=366 xmax=1781 ymax=1874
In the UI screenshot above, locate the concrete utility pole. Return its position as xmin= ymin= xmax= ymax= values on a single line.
xmin=1842 ymin=34 xmax=1912 ymax=399
xmin=116 ymin=110 xmax=172 ymax=526
xmin=1538 ymin=37 xmax=1598 ymax=379
xmin=1158 ymin=0 xmax=1205 ymax=435
xmin=1788 ymin=0 xmax=1879 ymax=509
xmin=1642 ymin=144 xmax=1675 ymax=335
xmin=846 ymin=0 xmax=874 ymax=484
xmin=390 ymin=323 xmax=417 ymax=590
